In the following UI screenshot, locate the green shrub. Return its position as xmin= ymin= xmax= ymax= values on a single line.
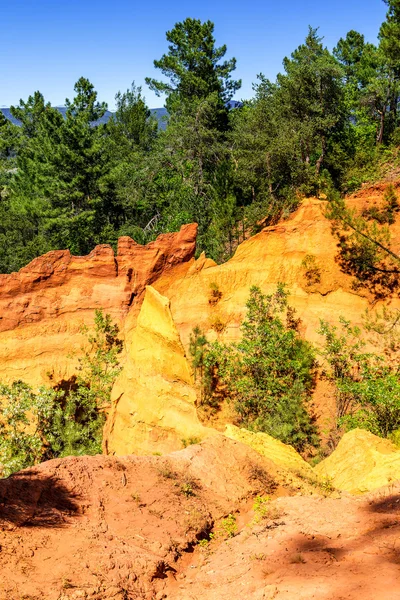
xmin=218 ymin=514 xmax=237 ymax=538
xmin=362 ymin=184 xmax=399 ymax=225
xmin=208 ymin=282 xmax=223 ymax=306
xmin=189 ymin=326 xmax=208 ymax=383
xmin=0 ymin=310 xmax=122 ymax=477
xmin=181 ymin=436 xmax=201 ymax=448
xmin=77 ymin=309 xmax=123 ymax=410
xmin=196 ymin=286 xmax=319 ymax=451
xmin=319 ymin=318 xmax=400 ymax=438
xmin=227 ymin=286 xmax=318 ymax=451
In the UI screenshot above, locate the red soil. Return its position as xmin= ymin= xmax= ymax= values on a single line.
xmin=1 ymin=437 xmax=400 ymax=599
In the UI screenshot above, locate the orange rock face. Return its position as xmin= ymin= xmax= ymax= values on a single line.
xmin=0 ymin=224 xmax=197 ymax=384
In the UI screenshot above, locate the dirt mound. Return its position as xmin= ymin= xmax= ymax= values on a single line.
xmin=0 ymin=436 xmax=277 ymax=600
xmin=3 ymin=437 xmax=400 ymax=600
xmin=166 ymin=482 xmax=400 ymax=600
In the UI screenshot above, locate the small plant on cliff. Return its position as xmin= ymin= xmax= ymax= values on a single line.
xmin=208 ymin=282 xmax=223 ymax=306
xmin=252 ymin=495 xmax=284 ymax=523
xmin=209 ymin=314 xmax=227 ymax=334
xmin=181 ymin=436 xmax=201 ymax=448
xmin=326 ymin=195 xmax=400 ymax=299
xmin=77 ymin=309 xmax=123 ymax=410
xmin=0 ymin=310 xmax=122 ymax=477
xmin=217 ymin=514 xmax=237 ymax=539
xmin=362 ymin=184 xmax=399 ymax=226
xmin=189 ymin=327 xmax=228 ymax=410
xmin=189 ymin=326 xmax=209 ymax=383
xmin=301 ymin=254 xmax=321 ymax=286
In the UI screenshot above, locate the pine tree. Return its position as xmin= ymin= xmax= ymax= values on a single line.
xmin=9 ymin=79 xmax=117 ymax=259
xmin=276 ymin=27 xmax=345 ymax=176
xmin=145 ymin=18 xmax=241 ymax=115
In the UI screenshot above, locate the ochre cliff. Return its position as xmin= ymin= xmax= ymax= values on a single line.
xmin=105 ymin=285 xmax=212 ymax=455
xmin=154 ymin=197 xmax=400 ymax=351
xmin=0 ymin=224 xmax=197 ymax=384
xmin=0 ymin=192 xmax=399 ymax=460
xmin=152 ymin=196 xmax=400 ymax=435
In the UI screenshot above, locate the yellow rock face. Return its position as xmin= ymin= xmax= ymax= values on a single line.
xmin=224 ymin=424 xmax=313 ymax=476
xmin=315 ymin=428 xmax=400 ymax=493
xmin=153 ymin=198 xmax=400 ymax=437
xmin=154 ymin=198 xmax=376 ymax=352
xmin=104 ymin=286 xmax=212 ymax=456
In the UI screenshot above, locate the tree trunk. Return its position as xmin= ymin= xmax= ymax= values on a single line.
xmin=376 ymin=86 xmax=391 ymax=145
xmin=377 ymin=109 xmax=386 ymax=145
xmin=315 ymin=136 xmax=327 ymax=176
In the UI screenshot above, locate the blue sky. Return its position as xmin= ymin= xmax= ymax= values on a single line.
xmin=2 ymin=0 xmax=388 ymax=110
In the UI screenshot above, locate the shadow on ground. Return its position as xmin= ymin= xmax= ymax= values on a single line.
xmin=0 ymin=471 xmax=80 ymax=527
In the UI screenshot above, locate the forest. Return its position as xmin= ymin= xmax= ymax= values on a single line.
xmin=1 ymin=1 xmax=400 ymax=271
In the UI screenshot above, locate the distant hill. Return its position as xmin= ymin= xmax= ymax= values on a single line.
xmin=0 ymin=103 xmax=240 ymax=130
xmin=1 ymin=108 xmax=19 ymax=126
xmin=0 ymin=106 xmax=169 ymax=129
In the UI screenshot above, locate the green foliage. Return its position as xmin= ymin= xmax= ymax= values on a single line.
xmin=3 ymin=11 xmax=400 ymax=270
xmin=251 ymin=495 xmax=284 ymax=523
xmin=252 ymin=495 xmax=271 ymax=521
xmin=0 ymin=310 xmax=122 ymax=477
xmin=1 ymin=80 xmax=117 ymax=270
xmin=181 ymin=437 xmax=201 ymax=448
xmin=208 ymin=281 xmax=223 ymax=305
xmin=0 ymin=382 xmax=57 ymax=476
xmin=301 ymin=255 xmax=321 ymax=286
xmin=326 ymin=194 xmax=400 ymax=298
xmin=318 ymin=318 xmax=368 ymax=419
xmin=77 ymin=309 xmax=123 ymax=410
xmin=189 ymin=326 xmax=209 ymax=382
xmin=230 ymin=27 xmax=346 ymax=215
xmin=319 ymin=317 xmax=400 ymax=438
xmin=145 ymin=18 xmax=241 ymax=113
xmin=180 ymin=482 xmax=196 ymax=497
xmin=189 ymin=326 xmax=228 ymax=409
xmin=363 ymin=304 xmax=400 ymax=354
xmin=379 ymin=1 xmax=400 ymax=72
xmin=195 ymin=286 xmax=318 ymax=450
xmin=224 ymin=286 xmax=318 ymax=450
xmin=383 ymin=183 xmax=400 ymax=215
xmin=218 ymin=514 xmax=237 ymax=538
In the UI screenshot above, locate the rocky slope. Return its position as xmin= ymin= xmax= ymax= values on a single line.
xmin=0 ymin=436 xmax=286 ymax=600
xmin=111 ymin=195 xmax=400 ymax=452
xmin=154 ymin=195 xmax=400 ymax=350
xmin=1 ymin=435 xmax=400 ymax=600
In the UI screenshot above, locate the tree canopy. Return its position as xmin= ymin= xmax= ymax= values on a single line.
xmin=145 ymin=18 xmax=241 ymax=111
xmin=1 ymin=11 xmax=400 ymax=271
